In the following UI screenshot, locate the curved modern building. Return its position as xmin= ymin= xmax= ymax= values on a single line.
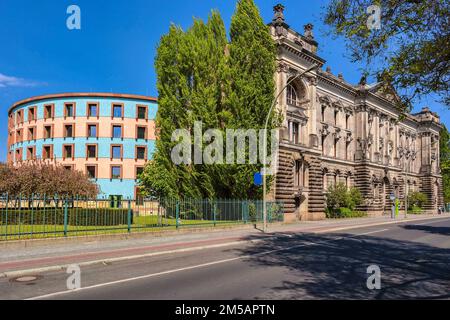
xmin=7 ymin=93 xmax=158 ymax=199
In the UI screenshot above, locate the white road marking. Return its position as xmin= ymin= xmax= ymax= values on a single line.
xmin=26 ymin=228 xmax=389 ymax=300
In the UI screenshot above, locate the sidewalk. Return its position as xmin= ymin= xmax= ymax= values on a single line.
xmin=1 ymin=214 xmax=448 ymax=277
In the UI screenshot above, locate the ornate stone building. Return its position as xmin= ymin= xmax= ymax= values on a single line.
xmin=269 ymin=5 xmax=443 ymax=221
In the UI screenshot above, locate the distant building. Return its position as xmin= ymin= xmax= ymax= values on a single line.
xmin=270 ymin=4 xmax=443 ymax=220
xmin=7 ymin=93 xmax=158 ymax=199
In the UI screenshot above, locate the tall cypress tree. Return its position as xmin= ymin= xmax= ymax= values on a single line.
xmin=141 ymin=1 xmax=277 ymax=200
xmin=140 ymin=12 xmax=228 ymax=199
xmin=222 ymin=0 xmax=278 ymax=199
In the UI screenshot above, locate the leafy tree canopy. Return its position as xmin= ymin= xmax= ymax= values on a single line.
xmin=324 ymin=0 xmax=449 ymax=109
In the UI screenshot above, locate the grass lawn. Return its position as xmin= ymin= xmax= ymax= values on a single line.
xmin=0 ymin=215 xmax=247 ymax=241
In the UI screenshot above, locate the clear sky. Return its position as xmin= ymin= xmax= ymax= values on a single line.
xmin=1 ymin=0 xmax=448 ymax=161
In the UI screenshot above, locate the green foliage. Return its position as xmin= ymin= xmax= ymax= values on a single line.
xmin=324 ymin=0 xmax=449 ymax=108
xmin=407 ymin=191 xmax=428 ymax=209
xmin=140 ymin=0 xmax=277 ymax=200
xmin=440 ymin=125 xmax=450 ymax=203
xmin=326 ymin=183 xmax=363 ymax=210
xmin=325 ymin=207 xmax=367 ymax=219
xmin=409 ymin=205 xmax=423 ymax=215
xmin=0 ymin=208 xmax=131 ymax=226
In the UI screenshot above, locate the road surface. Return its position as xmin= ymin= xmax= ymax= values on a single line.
xmin=1 ymin=216 xmax=449 ymax=300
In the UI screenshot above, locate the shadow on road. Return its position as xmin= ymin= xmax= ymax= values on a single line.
xmin=231 ymin=232 xmax=450 ymax=300
xmin=402 ymin=224 xmax=450 ymax=237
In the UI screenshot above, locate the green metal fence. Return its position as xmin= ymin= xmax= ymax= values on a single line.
xmin=0 ymin=195 xmax=284 ymax=241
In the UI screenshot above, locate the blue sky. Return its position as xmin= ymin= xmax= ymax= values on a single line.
xmin=0 ymin=0 xmax=448 ymax=161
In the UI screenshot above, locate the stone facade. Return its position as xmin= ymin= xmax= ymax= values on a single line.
xmin=269 ymin=5 xmax=443 ymax=221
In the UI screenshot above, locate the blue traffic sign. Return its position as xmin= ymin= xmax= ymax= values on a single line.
xmin=253 ymin=172 xmax=263 ymax=186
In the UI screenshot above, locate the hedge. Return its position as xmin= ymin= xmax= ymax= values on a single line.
xmin=0 ymin=208 xmax=132 ymax=226
xmin=326 ymin=207 xmax=367 ymax=219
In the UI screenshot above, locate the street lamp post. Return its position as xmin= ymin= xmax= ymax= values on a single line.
xmin=262 ymin=64 xmax=320 ymax=233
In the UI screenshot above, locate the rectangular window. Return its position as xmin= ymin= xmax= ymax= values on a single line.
xmin=27 ymin=146 xmax=35 ymax=160
xmin=112 ymin=104 xmax=123 ymax=118
xmin=16 ymin=110 xmax=23 ymax=123
xmin=136 ymin=146 xmax=146 ymax=160
xmin=64 ymin=124 xmax=74 ymax=138
xmin=65 ymin=103 xmax=75 ymax=118
xmin=28 ymin=127 xmax=36 ymax=140
xmin=87 ymin=145 xmax=97 ymax=158
xmin=87 ymin=124 xmax=98 ymax=138
xmin=28 ymin=107 xmax=36 ymax=121
xmin=137 ymin=105 xmax=147 ymax=120
xmin=137 ymin=126 xmax=147 ymax=140
xmin=135 ymin=166 xmax=144 ymax=179
xmin=43 ymin=145 xmax=52 ymax=159
xmin=63 ymin=145 xmax=74 ymax=159
xmin=15 ymin=148 xmax=22 ymax=161
xmin=334 ymin=111 xmax=338 ymax=126
xmin=111 ymin=166 xmax=122 ymax=179
xmin=16 ymin=129 xmax=22 ymax=142
xmin=86 ymin=165 xmax=97 ymax=179
xmin=87 ymin=103 xmax=98 ymax=117
xmin=44 ymin=125 xmax=53 ymax=139
xmin=111 ymin=145 xmax=122 ymax=159
xmin=112 ymin=125 xmax=123 ymax=139
xmin=44 ymin=104 xmax=54 ymax=119
xmin=346 ymin=114 xmax=350 ymax=130
xmin=63 ymin=165 xmax=73 ymax=171
xmin=292 ymin=123 xmax=299 ymax=144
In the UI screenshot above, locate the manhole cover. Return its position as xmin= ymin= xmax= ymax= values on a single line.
xmin=10 ymin=275 xmax=42 ymax=283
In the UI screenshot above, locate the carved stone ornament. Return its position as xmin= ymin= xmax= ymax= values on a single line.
xmin=320 ymin=124 xmax=330 ymax=137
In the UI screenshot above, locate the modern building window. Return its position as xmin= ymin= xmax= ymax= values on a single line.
xmin=44 ymin=104 xmax=54 ymax=119
xmin=28 ymin=107 xmax=36 ymax=121
xmin=111 ymin=145 xmax=122 ymax=159
xmin=87 ymin=103 xmax=99 ymax=118
xmin=64 ymin=103 xmax=75 ymax=118
xmin=28 ymin=127 xmax=36 ymax=140
xmin=86 ymin=165 xmax=97 ymax=179
xmin=136 ymin=146 xmax=146 ymax=160
xmin=43 ymin=145 xmax=53 ymax=159
xmin=137 ymin=105 xmax=147 ymax=120
xmin=44 ymin=125 xmax=53 ymax=139
xmin=15 ymin=148 xmax=22 ymax=161
xmin=27 ymin=146 xmax=35 ymax=160
xmin=137 ymin=126 xmax=147 ymax=140
xmin=87 ymin=124 xmax=98 ymax=138
xmin=112 ymin=104 xmax=123 ymax=118
xmin=135 ymin=166 xmax=144 ymax=179
xmin=63 ymin=145 xmax=74 ymax=159
xmin=86 ymin=145 xmax=97 ymax=159
xmin=112 ymin=125 xmax=123 ymax=139
xmin=16 ymin=129 xmax=22 ymax=142
xmin=111 ymin=166 xmax=122 ymax=180
xmin=64 ymin=124 xmax=74 ymax=138
xmin=16 ymin=110 xmax=23 ymax=123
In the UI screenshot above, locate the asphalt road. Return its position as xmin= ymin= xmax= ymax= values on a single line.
xmin=1 ymin=217 xmax=450 ymax=300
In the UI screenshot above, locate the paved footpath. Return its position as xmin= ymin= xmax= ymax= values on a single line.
xmin=0 ymin=214 xmax=448 ymax=277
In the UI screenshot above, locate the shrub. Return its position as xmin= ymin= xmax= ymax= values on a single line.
xmin=409 ymin=205 xmax=423 ymax=215
xmin=408 ymin=191 xmax=427 ymax=210
xmin=326 ymin=183 xmax=363 ymax=211
xmin=325 ymin=207 xmax=367 ymax=219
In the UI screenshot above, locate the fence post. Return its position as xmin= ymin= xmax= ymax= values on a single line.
xmin=213 ymin=202 xmax=217 ymax=227
xmin=176 ymin=200 xmax=180 ymax=229
xmin=4 ymin=193 xmax=8 ymax=240
xmin=243 ymin=201 xmax=247 ymax=224
xmin=127 ymin=199 xmax=132 ymax=233
xmin=63 ymin=198 xmax=68 ymax=237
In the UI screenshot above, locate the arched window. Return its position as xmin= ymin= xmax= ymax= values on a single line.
xmin=287 ymin=84 xmax=298 ymax=106
xmin=286 ymin=81 xmax=306 ymax=107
